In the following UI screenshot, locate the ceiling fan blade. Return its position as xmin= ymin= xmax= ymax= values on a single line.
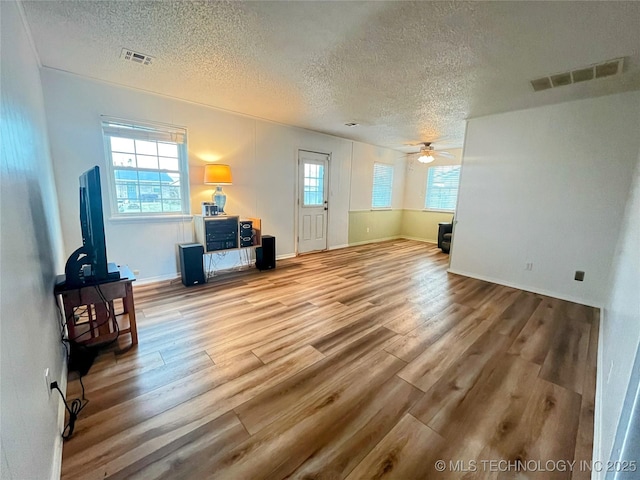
xmin=435 ymin=151 xmax=456 ymax=159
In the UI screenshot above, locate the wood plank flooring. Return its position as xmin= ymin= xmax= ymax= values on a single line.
xmin=61 ymin=239 xmax=598 ymax=480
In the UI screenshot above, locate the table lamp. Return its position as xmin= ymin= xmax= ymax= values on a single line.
xmin=204 ymin=164 xmax=233 ymax=214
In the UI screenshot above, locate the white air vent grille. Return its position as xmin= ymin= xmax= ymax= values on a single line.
xmin=531 ymin=57 xmax=624 ymax=92
xmin=120 ymin=48 xmax=154 ymax=66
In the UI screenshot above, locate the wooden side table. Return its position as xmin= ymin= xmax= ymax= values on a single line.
xmin=54 ymin=266 xmax=137 ymax=347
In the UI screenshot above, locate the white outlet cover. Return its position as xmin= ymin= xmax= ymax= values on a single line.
xmin=44 ymin=368 xmax=51 ymax=397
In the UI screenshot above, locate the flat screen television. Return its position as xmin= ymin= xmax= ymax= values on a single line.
xmin=65 ymin=166 xmax=120 ymax=286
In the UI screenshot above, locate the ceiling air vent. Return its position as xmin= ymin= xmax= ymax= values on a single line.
xmin=550 ymin=72 xmax=572 ymax=87
xmin=595 ymin=60 xmax=622 ymax=78
xmin=530 ymin=57 xmax=624 ymax=92
xmin=120 ymin=48 xmax=154 ymax=66
xmin=530 ymin=77 xmax=552 ymax=92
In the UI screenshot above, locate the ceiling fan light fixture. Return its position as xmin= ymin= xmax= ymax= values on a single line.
xmin=418 ymin=146 xmax=435 ymax=163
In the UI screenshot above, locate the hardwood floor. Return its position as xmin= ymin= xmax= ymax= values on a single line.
xmin=61 ymin=239 xmax=598 ymax=480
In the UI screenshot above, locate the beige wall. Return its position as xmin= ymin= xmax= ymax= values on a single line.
xmin=348 ymin=210 xmax=403 ymax=244
xmin=400 ymin=210 xmax=454 ymax=243
xmin=348 ymin=148 xmax=461 ymax=246
xmin=348 ymin=209 xmax=454 ymax=245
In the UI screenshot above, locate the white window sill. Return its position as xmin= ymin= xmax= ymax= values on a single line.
xmin=423 ymin=209 xmax=455 ymax=213
xmin=108 ymin=214 xmax=193 ymax=223
xmin=371 ymin=207 xmax=393 ymax=211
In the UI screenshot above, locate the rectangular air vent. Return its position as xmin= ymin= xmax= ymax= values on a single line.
xmin=120 ymin=48 xmax=154 ymax=66
xmin=530 ymin=57 xmax=624 ymax=92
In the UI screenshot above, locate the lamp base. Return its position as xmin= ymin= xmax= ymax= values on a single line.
xmin=213 ymin=186 xmax=227 ymax=214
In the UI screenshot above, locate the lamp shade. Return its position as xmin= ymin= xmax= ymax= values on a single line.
xmin=204 ymin=164 xmax=233 ymax=185
xmin=418 ymin=154 xmax=435 ymax=164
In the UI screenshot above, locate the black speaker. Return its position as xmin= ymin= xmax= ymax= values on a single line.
xmin=256 ymin=235 xmax=276 ymax=271
xmin=179 ymin=243 xmax=205 ymax=286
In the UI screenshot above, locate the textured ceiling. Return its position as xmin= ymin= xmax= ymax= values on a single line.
xmin=21 ymin=1 xmax=640 ymax=151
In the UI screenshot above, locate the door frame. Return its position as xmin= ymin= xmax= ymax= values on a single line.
xmin=295 ymin=148 xmax=332 ymax=256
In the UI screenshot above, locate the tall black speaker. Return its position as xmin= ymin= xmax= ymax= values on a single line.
xmin=179 ymin=243 xmax=205 ymax=286
xmin=256 ymin=235 xmax=276 ymax=271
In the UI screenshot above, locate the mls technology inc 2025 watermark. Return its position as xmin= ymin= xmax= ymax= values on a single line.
xmin=433 ymin=459 xmax=637 ymax=474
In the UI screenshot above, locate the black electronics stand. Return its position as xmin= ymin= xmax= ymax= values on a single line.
xmin=64 ymin=246 xmax=120 ymax=288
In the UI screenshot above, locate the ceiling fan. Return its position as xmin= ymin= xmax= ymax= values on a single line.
xmin=411 ymin=142 xmax=455 ymax=164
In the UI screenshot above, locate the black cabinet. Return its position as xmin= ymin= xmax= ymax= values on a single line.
xmin=204 ymin=216 xmax=238 ymax=251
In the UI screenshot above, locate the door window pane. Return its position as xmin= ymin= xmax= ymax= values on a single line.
xmin=303 ymin=162 xmax=324 ymax=206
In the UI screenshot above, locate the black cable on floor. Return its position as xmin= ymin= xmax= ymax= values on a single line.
xmin=51 ymin=378 xmax=89 ymax=439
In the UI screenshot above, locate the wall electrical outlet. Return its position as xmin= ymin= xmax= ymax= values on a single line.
xmin=366 ymin=227 xmax=370 ymax=233
xmin=44 ymin=368 xmax=52 ymax=397
xmin=133 ymin=269 xmax=140 ymax=276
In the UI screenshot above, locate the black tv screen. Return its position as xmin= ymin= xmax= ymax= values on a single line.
xmin=64 ymin=166 xmax=119 ymax=286
xmin=79 ymin=166 xmax=109 ymax=281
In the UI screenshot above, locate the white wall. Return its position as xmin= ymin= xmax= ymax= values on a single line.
xmin=40 ymin=69 xmax=391 ymax=281
xmin=0 ymin=2 xmax=67 ymax=479
xmin=597 ymin=149 xmax=640 ymax=475
xmin=450 ymin=92 xmax=640 ymax=307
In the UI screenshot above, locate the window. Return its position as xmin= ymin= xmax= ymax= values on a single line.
xmin=425 ymin=165 xmax=461 ymax=211
xmin=303 ymin=162 xmax=324 ymax=206
xmin=102 ymin=119 xmax=189 ymax=217
xmin=372 ymin=163 xmax=393 ymax=208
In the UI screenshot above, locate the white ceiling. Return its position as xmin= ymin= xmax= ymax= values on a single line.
xmin=21 ymin=1 xmax=640 ymax=152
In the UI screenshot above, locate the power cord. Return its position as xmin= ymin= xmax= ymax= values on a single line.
xmin=50 ymin=376 xmax=88 ymax=439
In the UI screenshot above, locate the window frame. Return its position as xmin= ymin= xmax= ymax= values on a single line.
xmin=371 ymin=162 xmax=394 ymax=209
xmin=101 ymin=117 xmax=191 ymax=219
xmin=424 ymin=164 xmax=461 ymax=212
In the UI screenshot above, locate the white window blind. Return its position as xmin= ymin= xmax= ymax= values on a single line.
xmin=425 ymin=165 xmax=461 ymax=211
xmin=372 ymin=163 xmax=393 ymax=208
xmin=102 ymin=118 xmax=190 ymax=217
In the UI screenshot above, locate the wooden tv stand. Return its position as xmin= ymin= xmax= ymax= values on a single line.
xmin=54 ymin=265 xmax=138 ymax=347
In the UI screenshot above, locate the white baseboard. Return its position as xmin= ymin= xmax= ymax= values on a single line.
xmin=446 ymin=268 xmax=601 ymax=308
xmin=593 ymin=309 xmax=606 ymax=480
xmin=328 ymin=243 xmax=350 ymax=250
xmin=139 ymin=254 xmax=296 ymax=285
xmin=348 ymin=236 xmax=402 ymax=247
xmin=399 ymin=235 xmax=437 ymax=244
xmin=135 ymin=272 xmax=181 ymax=285
xmin=50 ymin=357 xmax=68 ymax=480
xmin=348 ymin=236 xmax=439 ymax=247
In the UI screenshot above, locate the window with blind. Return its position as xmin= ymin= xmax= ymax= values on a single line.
xmin=102 ymin=118 xmax=190 ymax=217
xmin=425 ymin=165 xmax=461 ymax=211
xmin=372 ymin=163 xmax=394 ymax=208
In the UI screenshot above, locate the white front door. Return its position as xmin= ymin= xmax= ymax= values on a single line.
xmin=298 ymin=150 xmax=329 ymax=254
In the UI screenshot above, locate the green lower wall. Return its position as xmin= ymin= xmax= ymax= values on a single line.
xmin=400 ymin=210 xmax=455 ymax=243
xmin=348 ymin=209 xmax=454 ymax=245
xmin=348 ymin=210 xmax=403 ymax=244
